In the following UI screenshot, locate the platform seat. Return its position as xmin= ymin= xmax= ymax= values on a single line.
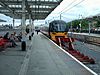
xmin=0 ymin=38 xmax=12 ymax=51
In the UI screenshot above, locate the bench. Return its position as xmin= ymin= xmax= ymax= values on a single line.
xmin=0 ymin=38 xmax=12 ymax=51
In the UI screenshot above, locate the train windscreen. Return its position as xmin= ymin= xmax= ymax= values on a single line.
xmin=50 ymin=21 xmax=68 ymax=32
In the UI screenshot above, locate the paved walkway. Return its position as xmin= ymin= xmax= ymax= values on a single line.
xmin=0 ymin=33 xmax=32 ymax=75
xmin=0 ymin=32 xmax=97 ymax=75
xmin=21 ymin=32 xmax=95 ymax=75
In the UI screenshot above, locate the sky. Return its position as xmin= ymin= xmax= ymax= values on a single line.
xmin=0 ymin=0 xmax=100 ymax=26
xmin=45 ymin=0 xmax=100 ymax=23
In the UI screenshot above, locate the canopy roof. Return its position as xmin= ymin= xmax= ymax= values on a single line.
xmin=0 ymin=19 xmax=6 ymax=22
xmin=0 ymin=0 xmax=62 ymax=20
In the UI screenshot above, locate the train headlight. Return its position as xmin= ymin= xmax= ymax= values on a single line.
xmin=64 ymin=32 xmax=67 ymax=35
xmin=52 ymin=32 xmax=56 ymax=34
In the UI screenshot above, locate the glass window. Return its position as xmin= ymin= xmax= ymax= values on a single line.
xmin=49 ymin=21 xmax=68 ymax=32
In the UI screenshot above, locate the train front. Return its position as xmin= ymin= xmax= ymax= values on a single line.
xmin=49 ymin=20 xmax=69 ymax=43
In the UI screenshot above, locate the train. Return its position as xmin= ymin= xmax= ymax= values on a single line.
xmin=40 ymin=20 xmax=69 ymax=44
xmin=40 ymin=20 xmax=96 ymax=64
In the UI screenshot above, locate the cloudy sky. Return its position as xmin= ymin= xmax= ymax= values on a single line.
xmin=0 ymin=0 xmax=100 ymax=26
xmin=46 ymin=0 xmax=100 ymax=22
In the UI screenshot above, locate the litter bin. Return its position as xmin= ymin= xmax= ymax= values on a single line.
xmin=21 ymin=41 xmax=26 ymax=51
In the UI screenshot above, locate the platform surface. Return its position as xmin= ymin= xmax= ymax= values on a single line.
xmin=0 ymin=35 xmax=30 ymax=75
xmin=68 ymin=32 xmax=100 ymax=37
xmin=23 ymin=32 xmax=94 ymax=75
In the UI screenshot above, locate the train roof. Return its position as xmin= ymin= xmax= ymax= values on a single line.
xmin=50 ymin=20 xmax=67 ymax=24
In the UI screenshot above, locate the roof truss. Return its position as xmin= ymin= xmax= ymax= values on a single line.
xmin=0 ymin=0 xmax=62 ymax=20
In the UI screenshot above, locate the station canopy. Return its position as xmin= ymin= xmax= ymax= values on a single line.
xmin=0 ymin=0 xmax=62 ymax=20
xmin=0 ymin=19 xmax=6 ymax=22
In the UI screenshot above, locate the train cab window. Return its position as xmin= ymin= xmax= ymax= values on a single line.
xmin=53 ymin=23 xmax=67 ymax=32
xmin=59 ymin=23 xmax=68 ymax=32
xmin=53 ymin=24 xmax=58 ymax=31
xmin=49 ymin=20 xmax=69 ymax=32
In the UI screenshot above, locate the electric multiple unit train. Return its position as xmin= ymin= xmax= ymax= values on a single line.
xmin=41 ymin=20 xmax=69 ymax=43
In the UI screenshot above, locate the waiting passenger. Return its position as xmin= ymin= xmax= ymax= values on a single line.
xmin=13 ymin=32 xmax=22 ymax=42
xmin=9 ymin=34 xmax=17 ymax=47
xmin=3 ymin=32 xmax=9 ymax=40
xmin=17 ymin=32 xmax=22 ymax=42
xmin=26 ymin=28 xmax=29 ymax=34
xmin=13 ymin=32 xmax=18 ymax=41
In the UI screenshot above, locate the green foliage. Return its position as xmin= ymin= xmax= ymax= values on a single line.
xmin=67 ymin=16 xmax=100 ymax=29
xmin=81 ymin=19 xmax=88 ymax=29
xmin=67 ymin=19 xmax=89 ymax=29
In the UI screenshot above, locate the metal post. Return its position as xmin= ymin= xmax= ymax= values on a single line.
xmin=13 ymin=16 xmax=15 ymax=29
xmin=32 ymin=20 xmax=34 ymax=31
xmin=12 ymin=11 xmax=15 ymax=29
xmin=70 ymin=21 xmax=72 ymax=37
xmin=89 ymin=23 xmax=91 ymax=35
xmin=13 ymin=18 xmax=15 ymax=28
xmin=21 ymin=0 xmax=26 ymax=51
xmin=22 ymin=0 xmax=26 ymax=40
xmin=79 ymin=14 xmax=82 ymax=33
xmin=60 ymin=14 xmax=61 ymax=20
xmin=29 ymin=14 xmax=32 ymax=32
xmin=79 ymin=23 xmax=81 ymax=32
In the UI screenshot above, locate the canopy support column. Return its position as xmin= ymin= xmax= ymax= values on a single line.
xmin=13 ymin=15 xmax=15 ymax=29
xmin=29 ymin=14 xmax=32 ymax=32
xmin=22 ymin=0 xmax=26 ymax=41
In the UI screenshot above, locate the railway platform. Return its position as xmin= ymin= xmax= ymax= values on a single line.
xmin=68 ymin=32 xmax=100 ymax=37
xmin=68 ymin=32 xmax=100 ymax=74
xmin=68 ymin=32 xmax=100 ymax=46
xmin=0 ymin=33 xmax=31 ymax=75
xmin=0 ymin=32 xmax=97 ymax=75
xmin=20 ymin=32 xmax=97 ymax=75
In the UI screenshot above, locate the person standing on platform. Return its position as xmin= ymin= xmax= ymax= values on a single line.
xmin=26 ymin=28 xmax=29 ymax=34
xmin=36 ymin=29 xmax=40 ymax=34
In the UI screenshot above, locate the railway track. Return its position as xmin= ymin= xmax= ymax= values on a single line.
xmin=56 ymin=36 xmax=100 ymax=74
xmin=73 ymin=40 xmax=100 ymax=74
xmin=68 ymin=32 xmax=100 ymax=46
